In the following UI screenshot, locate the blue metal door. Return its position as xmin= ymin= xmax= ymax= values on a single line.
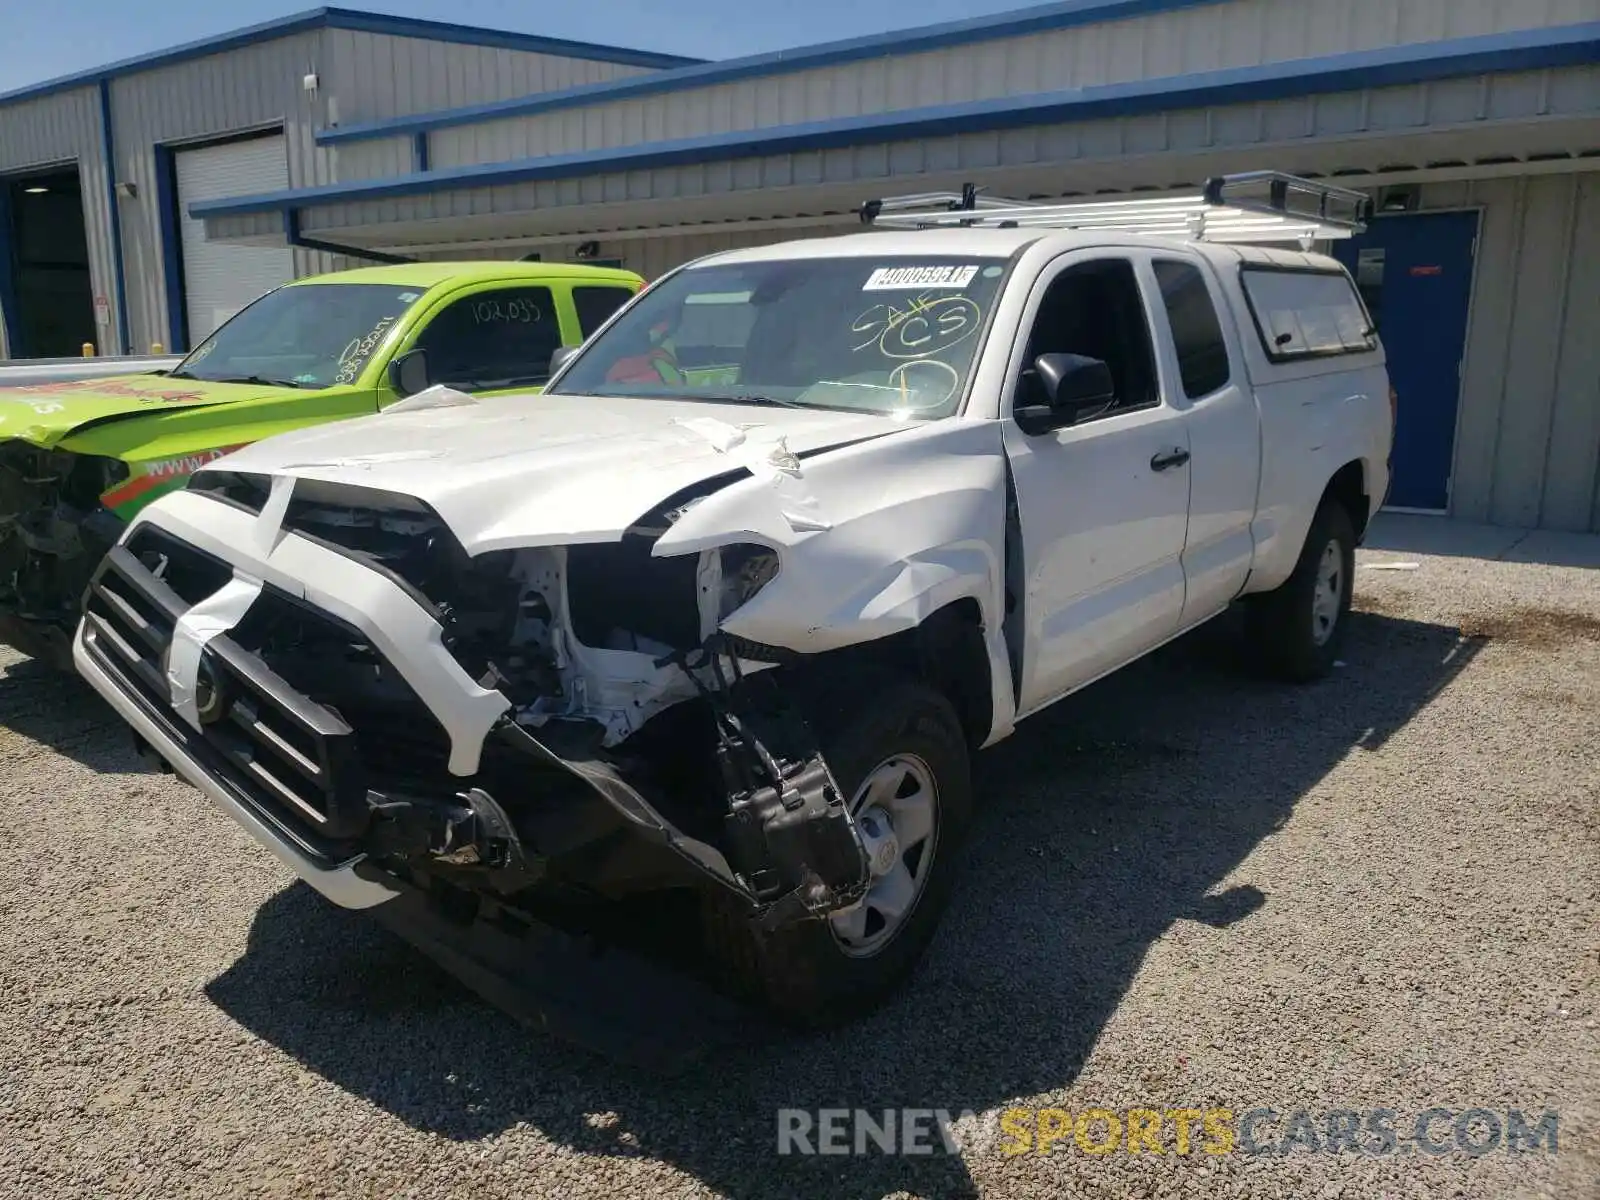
xmin=1333 ymin=210 xmax=1479 ymax=511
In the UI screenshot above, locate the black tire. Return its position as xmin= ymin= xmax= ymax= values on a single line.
xmin=703 ymin=673 xmax=972 ymax=1027
xmin=1245 ymin=498 xmax=1356 ymax=682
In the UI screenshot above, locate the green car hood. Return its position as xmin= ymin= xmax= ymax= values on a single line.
xmin=0 ymin=374 xmax=269 ymax=447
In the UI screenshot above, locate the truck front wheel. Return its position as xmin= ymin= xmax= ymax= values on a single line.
xmin=703 ymin=675 xmax=972 ymax=1026
xmin=1246 ymin=498 xmax=1356 ymax=682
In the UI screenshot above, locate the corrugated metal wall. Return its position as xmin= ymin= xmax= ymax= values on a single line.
xmin=0 ymin=86 xmax=118 ymax=357
xmin=1428 ymin=173 xmax=1600 ymax=531
xmin=429 ymin=0 xmax=1600 ymax=169
xmin=413 ymin=222 xmax=845 ymax=277
xmin=327 ymin=30 xmax=652 ymax=124
xmin=328 ymin=32 xmax=651 ymax=182
xmin=108 ymin=31 xmax=331 ymax=354
xmin=0 ymin=26 xmax=664 ymax=355
xmin=308 ymin=66 xmax=1600 ymax=237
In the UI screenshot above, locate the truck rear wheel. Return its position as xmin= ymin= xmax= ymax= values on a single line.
xmin=703 ymin=674 xmax=972 ymax=1027
xmin=1246 ymin=498 xmax=1356 ymax=682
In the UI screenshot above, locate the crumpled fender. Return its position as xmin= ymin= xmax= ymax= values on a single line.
xmin=653 ymin=416 xmax=1009 ymax=655
xmin=0 ymin=375 xmax=261 ymax=448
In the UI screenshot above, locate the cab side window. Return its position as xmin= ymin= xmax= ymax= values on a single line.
xmin=572 ymin=286 xmax=637 ymax=338
xmin=1020 ymin=258 xmax=1158 ymax=421
xmin=1153 ymin=259 xmax=1231 ymax=398
xmin=414 ymin=286 xmax=561 ymax=389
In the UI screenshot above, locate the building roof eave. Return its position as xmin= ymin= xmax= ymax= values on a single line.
xmin=191 ymin=23 xmax=1600 ymax=222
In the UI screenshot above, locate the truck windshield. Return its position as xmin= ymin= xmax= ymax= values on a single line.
xmin=548 ymin=257 xmax=1007 ymax=418
xmin=169 ymin=283 xmax=427 ymax=390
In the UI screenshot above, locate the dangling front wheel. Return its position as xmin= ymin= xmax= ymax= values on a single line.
xmin=827 ymin=752 xmax=941 ymax=958
xmin=703 ymin=675 xmax=972 ymax=1026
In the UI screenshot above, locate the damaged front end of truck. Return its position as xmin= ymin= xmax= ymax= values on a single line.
xmin=73 ymin=386 xmax=1011 ymax=1049
xmin=91 ymin=480 xmax=870 ymax=893
xmin=74 ymin=243 xmax=1020 ymax=1046
xmin=75 ymin=441 xmax=939 ymax=1046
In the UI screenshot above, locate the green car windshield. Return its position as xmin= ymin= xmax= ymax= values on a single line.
xmin=548 ymin=257 xmax=1007 ymax=419
xmin=169 ymin=283 xmax=428 ymax=390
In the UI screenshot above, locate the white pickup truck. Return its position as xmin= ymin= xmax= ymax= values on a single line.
xmin=74 ymin=173 xmax=1392 ymax=1031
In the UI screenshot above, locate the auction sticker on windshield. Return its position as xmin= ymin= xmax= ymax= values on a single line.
xmin=863 ymin=266 xmax=981 ymax=291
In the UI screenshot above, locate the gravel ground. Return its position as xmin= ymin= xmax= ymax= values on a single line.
xmin=0 ymin=535 xmax=1596 ymax=1199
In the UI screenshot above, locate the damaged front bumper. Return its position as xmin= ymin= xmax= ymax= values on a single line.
xmin=78 ymin=623 xmax=774 ymax=1068
xmin=74 ymin=499 xmax=872 ymax=936
xmin=74 ymin=622 xmax=399 ymax=910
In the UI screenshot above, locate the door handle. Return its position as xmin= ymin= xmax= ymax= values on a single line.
xmin=1150 ymin=447 xmax=1191 ymax=472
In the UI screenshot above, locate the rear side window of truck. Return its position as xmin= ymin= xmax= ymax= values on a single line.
xmin=1153 ymin=259 xmax=1231 ymax=398
xmin=1239 ymin=266 xmax=1377 ymax=362
xmin=572 ymin=286 xmax=638 ymax=337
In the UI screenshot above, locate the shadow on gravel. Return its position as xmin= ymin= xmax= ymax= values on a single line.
xmin=205 ymin=607 xmax=1479 ymax=1200
xmin=0 ymin=654 xmax=137 ymax=774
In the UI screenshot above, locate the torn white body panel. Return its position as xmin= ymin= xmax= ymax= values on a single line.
xmin=657 ymin=417 xmax=1005 ymax=635
xmin=379 ymin=383 xmax=479 ymax=414
xmin=207 ymin=394 xmax=904 ymax=554
xmin=655 ymin=416 xmax=1018 ymax=742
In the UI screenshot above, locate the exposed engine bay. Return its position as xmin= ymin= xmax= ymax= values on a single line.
xmin=85 ymin=467 xmax=875 ymax=938
xmin=0 ymin=441 xmax=130 ymax=665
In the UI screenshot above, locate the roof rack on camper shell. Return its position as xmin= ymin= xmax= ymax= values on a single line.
xmin=857 ymin=171 xmax=1374 ymax=245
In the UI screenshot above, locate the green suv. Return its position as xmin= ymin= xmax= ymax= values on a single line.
xmin=0 ymin=260 xmax=643 ymax=665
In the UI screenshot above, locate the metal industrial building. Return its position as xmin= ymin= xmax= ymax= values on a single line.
xmin=2 ymin=2 xmax=1598 ymax=530
xmin=0 ymin=7 xmax=694 ymax=360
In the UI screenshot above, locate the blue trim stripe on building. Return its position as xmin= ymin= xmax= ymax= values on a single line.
xmin=318 ymin=8 xmax=700 ymax=70
xmin=152 ymin=144 xmax=188 ymax=353
xmin=316 ymin=0 xmax=1234 ymax=145
xmin=0 ymin=7 xmax=700 ymax=108
xmin=97 ymin=80 xmax=131 ymax=356
xmin=191 ymin=22 xmax=1600 ymax=221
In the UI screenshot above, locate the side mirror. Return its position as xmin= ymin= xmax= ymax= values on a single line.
xmin=1015 ymin=352 xmax=1116 ymax=435
xmin=548 ymin=344 xmax=579 ymax=376
xmin=387 ymin=348 xmax=430 ymax=398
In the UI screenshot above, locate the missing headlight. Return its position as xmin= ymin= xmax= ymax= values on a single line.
xmin=57 ymin=453 xmax=130 ymax=511
xmin=718 ymin=544 xmax=779 ymax=621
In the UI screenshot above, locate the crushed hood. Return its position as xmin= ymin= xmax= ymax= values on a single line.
xmin=206 ymin=392 xmax=909 ymax=553
xmin=0 ymin=374 xmax=272 ymax=447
